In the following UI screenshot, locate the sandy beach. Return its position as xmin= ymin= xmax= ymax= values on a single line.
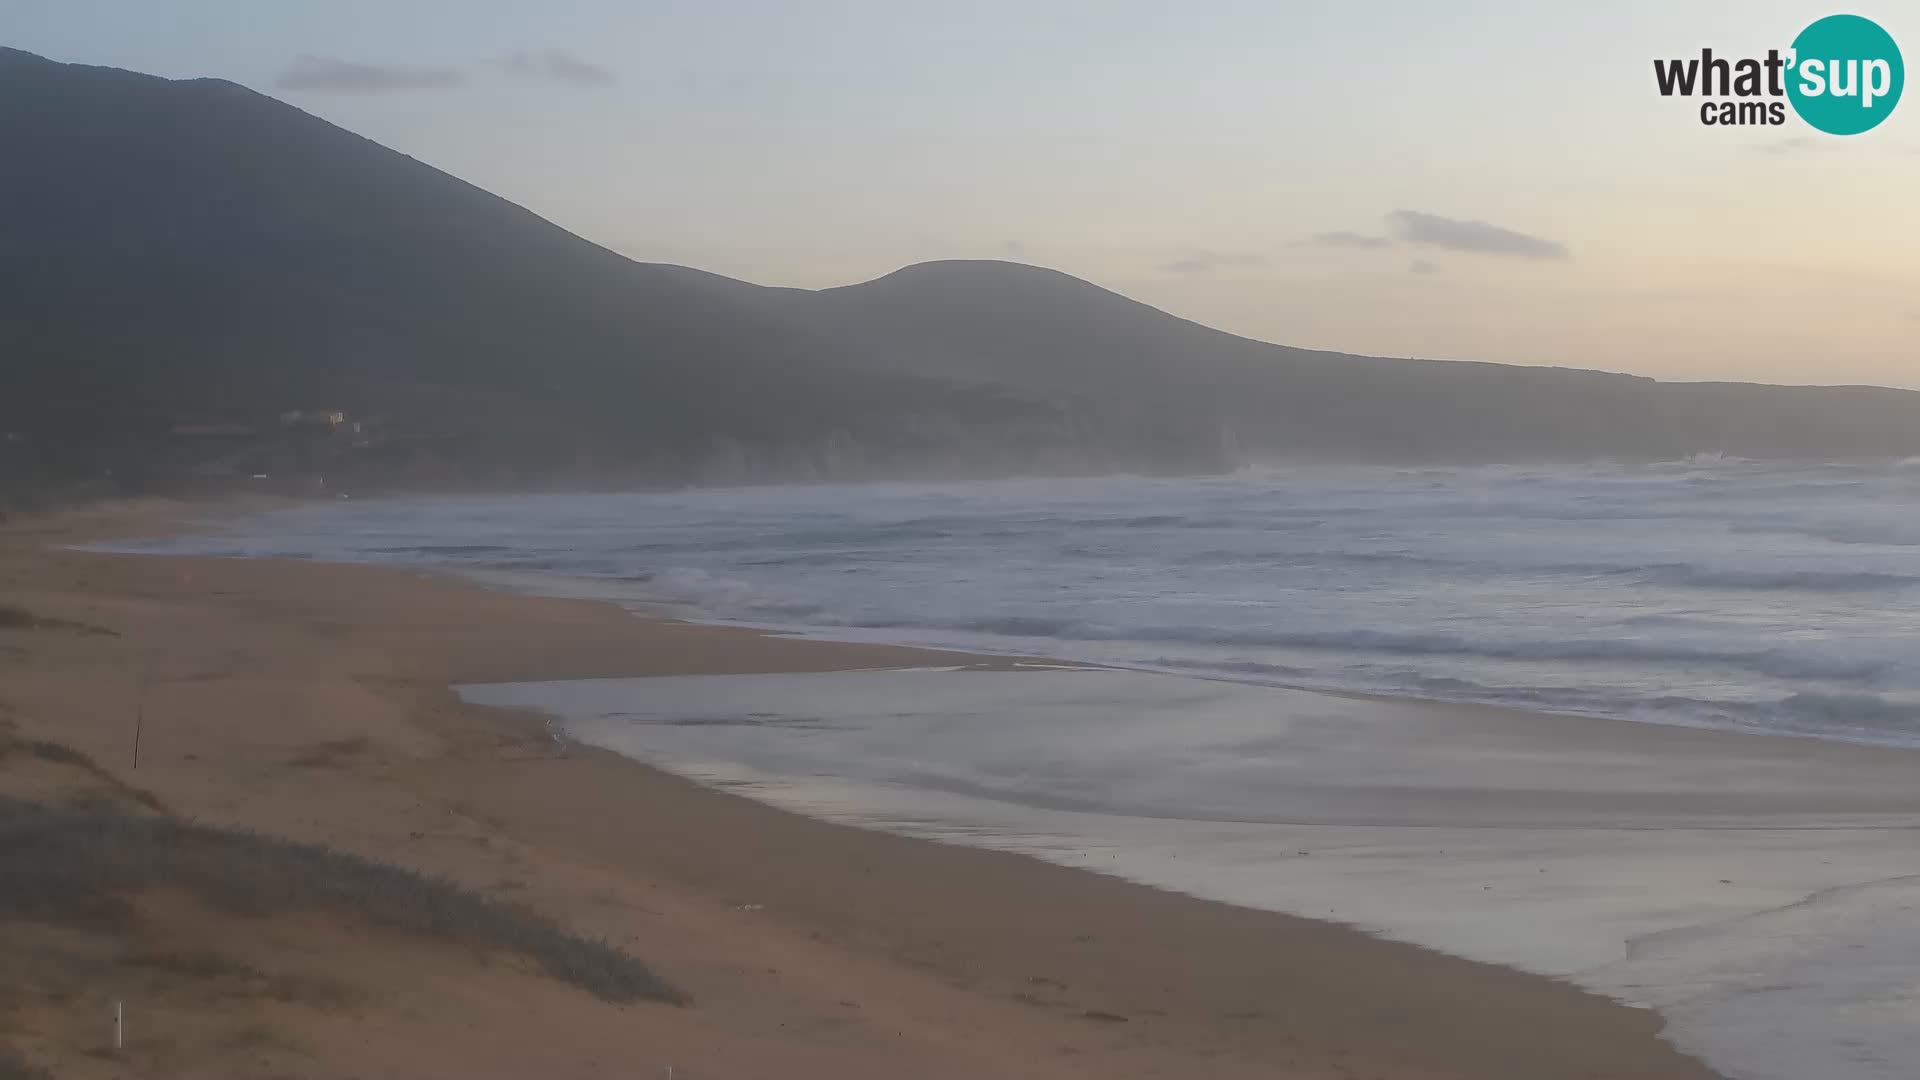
xmin=0 ymin=501 xmax=1721 ymax=1079
xmin=10 ymin=11 xmax=1916 ymax=1078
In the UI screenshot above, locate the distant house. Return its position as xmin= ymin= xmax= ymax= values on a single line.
xmin=279 ymin=409 xmax=348 ymax=429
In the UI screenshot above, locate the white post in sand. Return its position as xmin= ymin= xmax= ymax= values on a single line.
xmin=113 ymin=999 xmax=124 ymax=1050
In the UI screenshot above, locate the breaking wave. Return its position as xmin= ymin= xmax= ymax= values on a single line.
xmin=101 ymin=457 xmax=1920 ymax=746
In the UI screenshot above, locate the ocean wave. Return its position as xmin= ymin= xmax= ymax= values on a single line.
xmin=738 ymin=551 xmax=868 ymax=568
xmin=118 ymin=464 xmax=1920 ymax=749
xmin=1729 ymin=521 xmax=1920 ymax=547
xmin=1769 ymin=691 xmax=1920 ymax=727
xmin=1612 ymin=692 xmax=1920 ymax=744
xmin=1146 ymin=547 xmax=1917 ymax=592
xmin=1636 ymin=565 xmax=1920 ymax=591
xmin=1064 ymin=513 xmax=1186 ymax=528
xmin=1152 ymin=665 xmax=1920 ymax=742
xmin=847 ymin=615 xmax=1901 ymax=682
xmin=366 ymin=543 xmax=512 ymax=556
xmin=1062 ymin=658 xmax=1920 ymax=744
xmin=1412 ymin=556 xmax=1909 ymax=592
xmin=1139 ymin=657 xmax=1313 ymax=680
xmin=644 ymin=566 xmax=778 ymax=607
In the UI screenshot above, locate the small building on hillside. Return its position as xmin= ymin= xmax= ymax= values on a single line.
xmin=279 ymin=409 xmax=348 ymax=429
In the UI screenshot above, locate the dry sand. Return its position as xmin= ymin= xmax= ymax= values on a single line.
xmin=0 ymin=500 xmax=1719 ymax=1079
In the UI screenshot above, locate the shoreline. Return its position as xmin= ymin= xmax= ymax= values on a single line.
xmin=98 ymin=493 xmax=1920 ymax=758
xmin=0 ymin=501 xmax=1723 ymax=1078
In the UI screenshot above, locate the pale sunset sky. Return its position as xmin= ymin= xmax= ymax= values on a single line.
xmin=6 ymin=0 xmax=1917 ymax=387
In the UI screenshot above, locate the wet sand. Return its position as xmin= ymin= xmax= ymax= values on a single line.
xmin=0 ymin=500 xmax=1718 ymax=1078
xmin=471 ymin=666 xmax=1920 ymax=1080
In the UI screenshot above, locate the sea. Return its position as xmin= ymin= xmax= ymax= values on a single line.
xmin=124 ymin=457 xmax=1920 ymax=747
xmin=108 ymin=457 xmax=1920 ymax=1080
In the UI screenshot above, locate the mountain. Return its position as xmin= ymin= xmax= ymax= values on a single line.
xmin=4 ymin=47 xmax=1919 ymax=503
xmin=799 ymin=260 xmax=1920 ymax=462
xmin=0 ymin=48 xmax=1184 ymax=498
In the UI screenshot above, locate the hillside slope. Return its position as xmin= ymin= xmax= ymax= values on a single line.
xmin=4 ymin=47 xmax=1919 ymax=501
xmin=0 ymin=49 xmax=1158 ymax=496
xmin=804 ymin=260 xmax=1920 ymax=461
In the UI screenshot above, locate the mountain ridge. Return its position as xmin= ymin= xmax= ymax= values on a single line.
xmin=4 ymin=47 xmax=1919 ymax=502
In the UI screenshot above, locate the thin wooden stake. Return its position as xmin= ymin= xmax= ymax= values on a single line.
xmin=132 ymin=657 xmax=148 ymax=770
xmin=113 ymin=999 xmax=123 ymax=1050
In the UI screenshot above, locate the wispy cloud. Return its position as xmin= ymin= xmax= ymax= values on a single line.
xmin=1754 ymin=136 xmax=1828 ymax=156
xmin=1159 ymin=250 xmax=1268 ymax=274
xmin=1388 ymin=210 xmax=1570 ymax=260
xmin=274 ymin=50 xmax=616 ymax=93
xmin=274 ymin=54 xmax=465 ymax=93
xmin=493 ymin=49 xmax=615 ymax=88
xmin=1409 ymin=257 xmax=1443 ymax=275
xmin=670 ymin=68 xmax=759 ymax=98
xmin=1298 ymin=230 xmax=1393 ymax=250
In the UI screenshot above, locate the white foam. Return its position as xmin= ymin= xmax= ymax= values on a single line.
xmin=100 ymin=461 xmax=1920 ymax=746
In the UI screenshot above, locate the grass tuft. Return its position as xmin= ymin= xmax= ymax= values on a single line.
xmin=0 ymin=738 xmax=166 ymax=814
xmin=0 ymin=604 xmax=117 ymax=637
xmin=0 ymin=1049 xmax=50 ymax=1080
xmin=0 ymin=797 xmax=681 ymax=1005
xmin=20 ymin=740 xmax=91 ymax=768
xmin=122 ymin=949 xmax=357 ymax=1008
xmin=285 ymin=736 xmax=374 ymax=769
xmin=122 ymin=948 xmax=256 ymax=980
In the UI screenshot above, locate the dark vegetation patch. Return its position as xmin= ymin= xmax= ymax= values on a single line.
xmin=121 ymin=947 xmax=255 ymax=980
xmin=0 ymin=737 xmax=165 ymax=814
xmin=284 ymin=736 xmax=374 ymax=769
xmin=0 ymin=1049 xmax=51 ymax=1080
xmin=121 ymin=949 xmax=356 ymax=1009
xmin=0 ymin=604 xmax=117 ymax=637
xmin=0 ymin=797 xmax=680 ymax=1004
xmin=16 ymin=739 xmax=90 ymax=768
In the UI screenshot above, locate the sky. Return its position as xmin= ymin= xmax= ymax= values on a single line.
xmin=6 ymin=0 xmax=1918 ymax=387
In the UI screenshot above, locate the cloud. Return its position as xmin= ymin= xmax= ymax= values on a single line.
xmin=1754 ymin=136 xmax=1828 ymax=156
xmin=1299 ymin=230 xmax=1393 ymax=250
xmin=494 ymin=49 xmax=615 ymax=87
xmin=1409 ymin=258 xmax=1443 ymax=275
xmin=671 ymin=68 xmax=758 ymax=97
xmin=274 ymin=54 xmax=465 ymax=93
xmin=1159 ymin=250 xmax=1267 ymax=274
xmin=1388 ymin=209 xmax=1570 ymax=260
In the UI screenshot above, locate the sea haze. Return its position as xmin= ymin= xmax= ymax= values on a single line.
xmin=119 ymin=457 xmax=1920 ymax=747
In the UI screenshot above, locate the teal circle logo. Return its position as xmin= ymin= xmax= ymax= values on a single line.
xmin=1787 ymin=14 xmax=1904 ymax=134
